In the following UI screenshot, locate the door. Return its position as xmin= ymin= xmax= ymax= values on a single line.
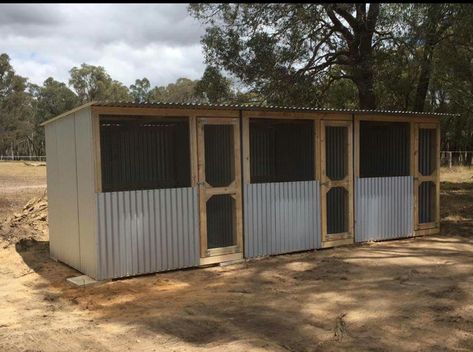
xmin=320 ymin=120 xmax=354 ymax=247
xmin=197 ymin=118 xmax=243 ymax=265
xmin=414 ymin=123 xmax=440 ymax=233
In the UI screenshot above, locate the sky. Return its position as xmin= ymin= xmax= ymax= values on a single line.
xmin=0 ymin=4 xmax=206 ymax=87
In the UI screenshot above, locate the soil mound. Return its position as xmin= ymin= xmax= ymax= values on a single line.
xmin=0 ymin=192 xmax=48 ymax=247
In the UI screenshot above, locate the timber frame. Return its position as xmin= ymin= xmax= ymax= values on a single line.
xmin=47 ymin=102 xmax=444 ymax=258
xmin=89 ymin=104 xmax=442 ymax=252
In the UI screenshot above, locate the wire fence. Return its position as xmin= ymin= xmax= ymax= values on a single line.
xmin=440 ymin=151 xmax=473 ymax=168
xmin=0 ymin=155 xmax=46 ymax=161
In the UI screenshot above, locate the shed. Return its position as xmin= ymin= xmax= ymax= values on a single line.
xmin=42 ymin=102 xmax=445 ymax=280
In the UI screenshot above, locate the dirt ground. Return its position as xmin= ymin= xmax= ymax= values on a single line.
xmin=0 ymin=161 xmax=46 ymax=220
xmin=1 ymin=163 xmax=473 ymax=351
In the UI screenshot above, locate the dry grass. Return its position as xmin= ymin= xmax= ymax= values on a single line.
xmin=0 ymin=161 xmax=46 ymax=220
xmin=441 ymin=166 xmax=473 ymax=183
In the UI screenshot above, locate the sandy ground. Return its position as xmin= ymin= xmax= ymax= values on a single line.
xmin=1 ymin=164 xmax=473 ymax=351
xmin=0 ymin=162 xmax=46 ymax=220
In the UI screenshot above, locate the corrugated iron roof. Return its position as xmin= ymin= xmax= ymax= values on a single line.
xmin=92 ymin=101 xmax=457 ymax=117
xmin=41 ymin=100 xmax=458 ymax=126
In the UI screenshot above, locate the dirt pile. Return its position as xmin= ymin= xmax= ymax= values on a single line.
xmin=0 ymin=192 xmax=48 ymax=247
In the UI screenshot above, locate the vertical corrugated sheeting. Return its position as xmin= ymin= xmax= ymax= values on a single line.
xmin=355 ymin=176 xmax=413 ymax=242
xmin=96 ymin=187 xmax=199 ymax=280
xmin=244 ymin=181 xmax=321 ymax=258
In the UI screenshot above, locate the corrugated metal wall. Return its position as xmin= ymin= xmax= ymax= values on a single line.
xmin=45 ymin=107 xmax=98 ymax=278
xmin=355 ymin=176 xmax=413 ymax=242
xmin=244 ymin=181 xmax=321 ymax=258
xmin=96 ymin=187 xmax=199 ymax=280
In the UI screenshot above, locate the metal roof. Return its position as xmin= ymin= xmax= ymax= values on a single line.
xmin=41 ymin=100 xmax=457 ymax=126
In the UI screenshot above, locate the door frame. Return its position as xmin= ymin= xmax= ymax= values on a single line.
xmin=413 ymin=122 xmax=440 ymax=233
xmin=196 ymin=117 xmax=243 ymax=265
xmin=320 ymin=119 xmax=354 ymax=248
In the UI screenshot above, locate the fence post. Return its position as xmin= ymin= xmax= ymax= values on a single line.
xmin=449 ymin=151 xmax=452 ymax=169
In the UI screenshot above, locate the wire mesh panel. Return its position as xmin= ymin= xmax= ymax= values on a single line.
xmin=206 ymin=195 xmax=236 ymax=249
xmin=204 ymin=125 xmax=235 ymax=187
xmin=419 ymin=129 xmax=436 ymax=176
xmin=419 ymin=181 xmax=436 ymax=224
xmin=325 ymin=126 xmax=348 ymax=181
xmin=326 ymin=187 xmax=348 ymax=234
xmin=99 ymin=117 xmax=191 ymax=192
xmin=249 ymin=119 xmax=314 ymax=183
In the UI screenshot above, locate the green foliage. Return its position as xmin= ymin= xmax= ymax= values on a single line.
xmin=3 ymin=3 xmax=473 ymax=154
xmin=30 ymin=77 xmax=79 ymax=154
xmin=130 ymin=78 xmax=152 ymax=103
xmin=149 ymin=78 xmax=203 ymax=103
xmin=69 ymin=63 xmax=131 ymax=103
xmin=0 ymin=53 xmax=34 ymax=155
xmin=189 ymin=4 xmax=381 ymax=108
xmin=194 ymin=66 xmax=234 ymax=103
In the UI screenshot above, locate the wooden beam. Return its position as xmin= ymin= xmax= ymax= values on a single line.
xmin=92 ymin=106 xmax=239 ymax=118
xmin=189 ymin=115 xmax=198 ymax=187
xmin=242 ymin=116 xmax=250 ymax=184
xmin=355 ymin=114 xmax=439 ymax=124
xmin=354 ymin=115 xmax=360 ymax=178
xmin=92 ymin=111 xmax=102 ymax=192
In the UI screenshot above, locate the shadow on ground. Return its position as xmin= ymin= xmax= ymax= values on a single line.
xmin=11 ymin=179 xmax=473 ymax=351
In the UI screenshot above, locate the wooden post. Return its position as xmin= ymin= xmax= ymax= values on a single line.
xmin=449 ymin=151 xmax=452 ymax=169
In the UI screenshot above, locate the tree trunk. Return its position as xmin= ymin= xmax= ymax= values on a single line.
xmin=414 ymin=45 xmax=434 ymax=112
xmin=354 ymin=71 xmax=376 ymax=110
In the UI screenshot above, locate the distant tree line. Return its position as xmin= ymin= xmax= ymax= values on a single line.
xmin=1 ymin=3 xmax=473 ymax=155
xmin=0 ymin=56 xmax=254 ymax=156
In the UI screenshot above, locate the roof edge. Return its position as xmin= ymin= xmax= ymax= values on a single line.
xmin=40 ymin=102 xmax=96 ymax=127
xmin=41 ymin=100 xmax=458 ymax=127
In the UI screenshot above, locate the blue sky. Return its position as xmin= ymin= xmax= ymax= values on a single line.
xmin=0 ymin=4 xmax=206 ymax=87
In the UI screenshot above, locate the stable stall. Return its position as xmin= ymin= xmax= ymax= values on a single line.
xmin=42 ymin=102 xmax=444 ymax=280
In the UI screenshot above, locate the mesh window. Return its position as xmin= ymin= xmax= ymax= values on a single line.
xmin=250 ymin=119 xmax=314 ymax=183
xmin=100 ymin=116 xmax=191 ymax=192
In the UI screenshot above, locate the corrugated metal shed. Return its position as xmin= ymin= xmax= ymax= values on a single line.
xmin=42 ymin=101 xmax=442 ymax=281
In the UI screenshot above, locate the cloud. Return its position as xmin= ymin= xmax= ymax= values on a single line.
xmin=0 ymin=4 xmax=206 ymax=87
